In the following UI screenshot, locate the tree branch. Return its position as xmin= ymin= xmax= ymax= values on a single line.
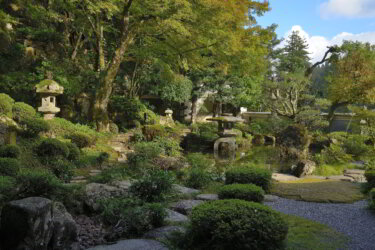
xmin=305 ymin=46 xmax=339 ymax=77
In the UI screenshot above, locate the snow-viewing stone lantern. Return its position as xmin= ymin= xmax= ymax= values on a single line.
xmin=36 ymin=79 xmax=64 ymax=120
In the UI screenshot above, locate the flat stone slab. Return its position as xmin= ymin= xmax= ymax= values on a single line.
xmin=170 ymin=200 xmax=204 ymax=215
xmin=301 ymin=175 xmax=327 ymax=180
xmin=264 ymin=195 xmax=280 ymax=202
xmin=196 ymin=194 xmax=218 ymax=201
xmin=326 ymin=175 xmax=354 ymax=182
xmin=143 ymin=226 xmax=186 ymax=240
xmin=272 ymin=173 xmax=300 ymax=182
xmin=110 ymin=180 xmax=132 ymax=190
xmin=87 ymin=239 xmax=168 ymax=250
xmin=165 ymin=209 xmax=189 ymax=223
xmin=173 ymin=184 xmax=200 ymax=195
xmin=344 ymin=169 xmax=365 ymax=175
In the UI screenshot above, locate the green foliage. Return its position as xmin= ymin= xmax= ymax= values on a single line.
xmin=89 ymin=166 xmax=130 ymax=184
xmin=249 ymin=118 xmax=292 ymax=135
xmin=316 ymin=144 xmax=353 ymax=165
xmin=100 ymin=197 xmax=166 ymax=237
xmin=365 ymin=170 xmax=375 ymax=188
xmin=0 ymin=144 xmax=21 ymax=158
xmin=96 ymin=152 xmax=109 ymax=166
xmin=0 ymin=158 xmax=20 ymax=176
xmin=20 ymin=117 xmax=50 ymax=137
xmin=186 ymin=153 xmax=214 ymax=169
xmin=0 ymin=93 xmax=14 ymax=117
xmin=343 ymin=135 xmax=370 ymax=158
xmin=128 ymin=141 xmax=164 ymax=167
xmin=218 ymin=183 xmax=265 ymax=202
xmin=36 ymin=138 xmax=69 ymax=159
xmin=12 ymin=102 xmax=36 ymax=121
xmin=225 ymin=165 xmax=272 ymax=191
xmin=48 ymin=158 xmax=75 ymax=182
xmin=369 ymin=188 xmax=375 ymax=210
xmin=276 ymin=124 xmax=310 ymax=150
xmin=142 ymin=124 xmax=174 ymax=141
xmin=66 ymin=142 xmax=80 ymax=162
xmin=186 ymin=168 xmax=211 ymax=189
xmin=189 ymin=199 xmax=288 ymax=250
xmin=68 ymin=132 xmax=95 ymax=149
xmin=47 ymin=118 xmax=99 ymax=138
xmin=16 ymin=168 xmax=64 ymax=199
xmin=0 ymin=176 xmax=16 ymax=203
xmin=153 ymin=136 xmax=181 ymax=157
xmin=109 ymin=122 xmax=119 ymax=134
xmin=313 ymin=164 xmax=351 ymax=176
xmin=129 ymin=170 xmax=174 ymax=202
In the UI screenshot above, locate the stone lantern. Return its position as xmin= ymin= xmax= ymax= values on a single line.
xmin=165 ymin=108 xmax=173 ymax=118
xmin=36 ymin=79 xmax=64 ymax=120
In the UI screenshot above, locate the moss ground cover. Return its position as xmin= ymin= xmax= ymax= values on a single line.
xmin=271 ymin=179 xmax=364 ymax=203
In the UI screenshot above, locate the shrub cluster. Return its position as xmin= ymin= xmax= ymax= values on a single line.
xmin=0 ymin=176 xmax=16 ymax=204
xmin=189 ymin=199 xmax=288 ymax=250
xmin=12 ymin=102 xmax=36 ymax=121
xmin=128 ymin=141 xmax=164 ymax=167
xmin=100 ymin=197 xmax=166 ymax=237
xmin=37 ymin=138 xmax=69 ymax=158
xmin=68 ymin=132 xmax=94 ymax=149
xmin=20 ymin=117 xmax=50 ymax=137
xmin=0 ymin=144 xmax=21 ymax=158
xmin=129 ymin=170 xmax=174 ymax=202
xmin=225 ymin=165 xmax=272 ymax=191
xmin=0 ymin=93 xmax=14 ymax=118
xmin=186 ymin=168 xmax=211 ymax=189
xmin=218 ymin=183 xmax=265 ymax=202
xmin=0 ymin=158 xmax=20 ymax=176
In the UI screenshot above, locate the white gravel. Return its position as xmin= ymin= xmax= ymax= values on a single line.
xmin=265 ymin=197 xmax=375 ymax=250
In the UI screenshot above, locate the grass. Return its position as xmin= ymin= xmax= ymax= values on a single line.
xmin=271 ymin=179 xmax=364 ymax=203
xmin=283 ymin=214 xmax=349 ymax=250
xmin=313 ymin=164 xmax=359 ymax=176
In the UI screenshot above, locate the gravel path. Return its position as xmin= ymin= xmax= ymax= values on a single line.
xmin=265 ymin=197 xmax=375 ymax=250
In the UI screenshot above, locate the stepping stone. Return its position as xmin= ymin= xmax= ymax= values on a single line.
xmin=170 ymin=200 xmax=204 ymax=215
xmin=264 ymin=195 xmax=279 ymax=202
xmin=326 ymin=175 xmax=354 ymax=182
xmin=173 ymin=184 xmax=200 ymax=195
xmin=165 ymin=209 xmax=189 ymax=223
xmin=272 ymin=173 xmax=300 ymax=182
xmin=344 ymin=170 xmax=366 ymax=183
xmin=111 ymin=180 xmax=132 ymax=190
xmin=87 ymin=239 xmax=168 ymax=250
xmin=143 ymin=226 xmax=186 ymax=240
xmin=344 ymin=169 xmax=365 ymax=175
xmin=196 ymin=194 xmax=218 ymax=201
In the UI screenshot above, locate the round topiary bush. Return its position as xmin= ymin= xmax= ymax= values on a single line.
xmin=20 ymin=117 xmax=50 ymax=137
xmin=225 ymin=165 xmax=272 ymax=191
xmin=68 ymin=132 xmax=94 ymax=149
xmin=218 ymin=183 xmax=265 ymax=202
xmin=0 ymin=93 xmax=14 ymax=118
xmin=0 ymin=158 xmax=20 ymax=176
xmin=36 ymin=138 xmax=69 ymax=159
xmin=190 ymin=199 xmax=288 ymax=250
xmin=0 ymin=144 xmax=21 ymax=158
xmin=12 ymin=102 xmax=36 ymax=121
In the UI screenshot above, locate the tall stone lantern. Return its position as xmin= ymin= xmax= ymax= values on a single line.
xmin=36 ymin=79 xmax=64 ymax=120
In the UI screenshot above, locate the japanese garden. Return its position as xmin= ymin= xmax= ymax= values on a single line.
xmin=0 ymin=0 xmax=375 ymax=249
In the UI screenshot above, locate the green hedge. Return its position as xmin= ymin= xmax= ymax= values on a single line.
xmin=12 ymin=102 xmax=36 ymax=121
xmin=0 ymin=145 xmax=21 ymax=158
xmin=0 ymin=93 xmax=14 ymax=118
xmin=190 ymin=199 xmax=288 ymax=250
xmin=365 ymin=170 xmax=375 ymax=188
xmin=20 ymin=117 xmax=50 ymax=137
xmin=218 ymin=183 xmax=265 ymax=202
xmin=0 ymin=158 xmax=20 ymax=176
xmin=36 ymin=138 xmax=69 ymax=159
xmin=225 ymin=165 xmax=272 ymax=191
xmin=68 ymin=132 xmax=94 ymax=149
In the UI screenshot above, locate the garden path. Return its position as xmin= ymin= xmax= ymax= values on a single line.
xmin=265 ymin=197 xmax=375 ymax=250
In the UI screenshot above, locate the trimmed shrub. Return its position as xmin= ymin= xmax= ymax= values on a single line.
xmin=186 ymin=168 xmax=211 ymax=189
xmin=153 ymin=136 xmax=181 ymax=157
xmin=96 ymin=152 xmax=109 ymax=167
xmin=186 ymin=153 xmax=214 ymax=169
xmin=129 ymin=170 xmax=174 ymax=202
xmin=68 ymin=132 xmax=94 ymax=149
xmin=365 ymin=169 xmax=375 ymax=188
xmin=190 ymin=199 xmax=288 ymax=250
xmin=218 ymin=183 xmax=265 ymax=202
xmin=48 ymin=159 xmax=75 ymax=182
xmin=369 ymin=188 xmax=375 ymax=210
xmin=100 ymin=197 xmax=166 ymax=237
xmin=0 ymin=158 xmax=20 ymax=176
xmin=66 ymin=142 xmax=80 ymax=162
xmin=0 ymin=93 xmax=14 ymax=118
xmin=20 ymin=117 xmax=50 ymax=137
xmin=36 ymin=138 xmax=69 ymax=159
xmin=225 ymin=165 xmax=272 ymax=191
xmin=16 ymin=169 xmax=64 ymax=199
xmin=128 ymin=141 xmax=164 ymax=167
xmin=343 ymin=135 xmax=370 ymax=158
xmin=319 ymin=144 xmax=353 ymax=165
xmin=12 ymin=102 xmax=36 ymax=121
xmin=0 ymin=144 xmax=21 ymax=158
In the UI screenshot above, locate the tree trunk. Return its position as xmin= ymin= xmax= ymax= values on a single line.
xmin=92 ymin=1 xmax=134 ymax=131
xmin=191 ymin=95 xmax=198 ymax=124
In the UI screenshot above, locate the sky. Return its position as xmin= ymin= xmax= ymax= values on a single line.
xmin=257 ymin=0 xmax=375 ymax=63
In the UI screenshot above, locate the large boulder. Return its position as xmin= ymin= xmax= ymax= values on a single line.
xmin=277 ymin=124 xmax=310 ymax=161
xmin=170 ymin=200 xmax=204 ymax=215
xmin=292 ymin=160 xmax=316 ymax=177
xmin=0 ymin=197 xmax=78 ymax=250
